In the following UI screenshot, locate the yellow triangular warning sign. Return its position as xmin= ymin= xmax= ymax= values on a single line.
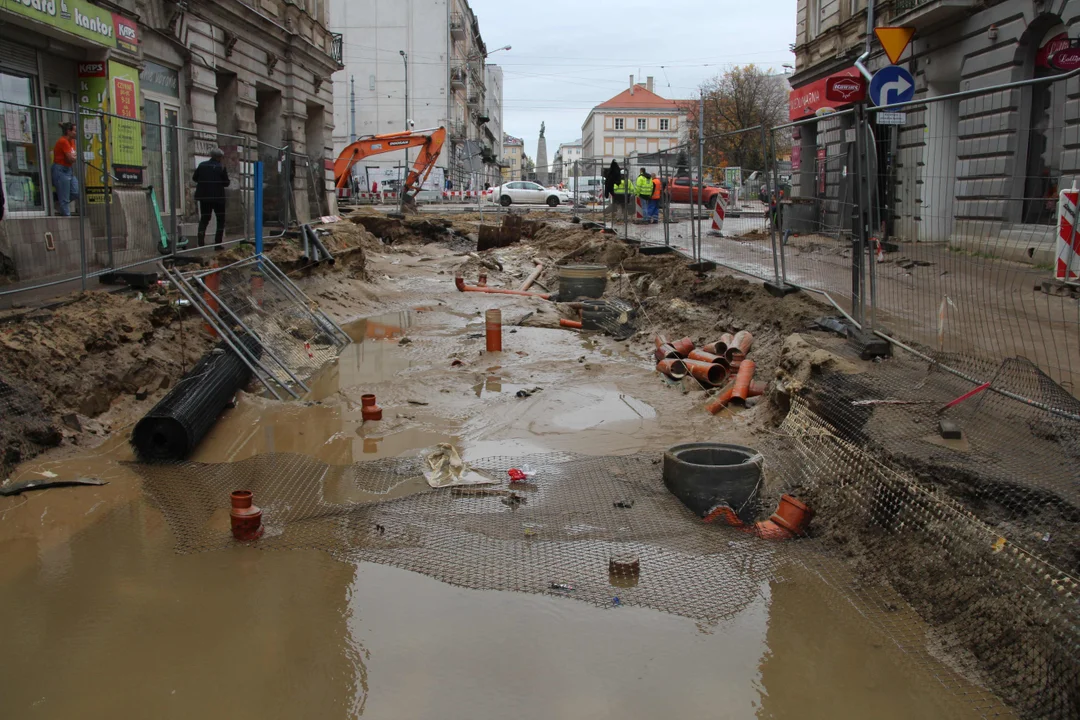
xmin=875 ymin=27 xmax=916 ymax=65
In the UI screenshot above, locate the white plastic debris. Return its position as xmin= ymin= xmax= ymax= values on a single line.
xmin=421 ymin=444 xmax=494 ymax=488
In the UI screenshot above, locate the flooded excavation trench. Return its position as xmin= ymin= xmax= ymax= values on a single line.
xmin=0 ymin=307 xmax=1004 ymax=718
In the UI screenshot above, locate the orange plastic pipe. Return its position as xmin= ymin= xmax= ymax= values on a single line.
xmin=731 ymin=359 xmax=756 ymax=402
xmin=687 ymin=349 xmax=724 ymax=364
xmin=656 ymin=359 xmax=688 ymax=380
xmin=654 ymin=334 xmax=671 ymax=350
xmin=559 ymin=318 xmax=583 ymax=329
xmin=726 ymin=330 xmax=754 ymax=362
xmin=654 ymin=344 xmax=680 ymax=361
xmin=681 ymin=359 xmax=726 ymax=387
xmin=520 ymin=261 xmax=544 ymax=291
xmin=455 ymin=276 xmax=551 ymax=299
xmin=748 ymin=381 xmax=767 ymax=398
xmin=704 ymin=381 xmax=736 ymax=414
xmin=485 ymin=309 xmax=502 ymax=352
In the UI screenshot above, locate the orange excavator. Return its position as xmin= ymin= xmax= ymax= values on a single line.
xmin=333 ymin=126 xmax=446 ymax=211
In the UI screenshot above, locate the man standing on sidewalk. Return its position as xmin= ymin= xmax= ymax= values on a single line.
xmin=193 ymin=148 xmax=230 ymax=246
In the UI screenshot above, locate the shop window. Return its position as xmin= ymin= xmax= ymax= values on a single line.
xmin=0 ymin=72 xmax=45 ymax=214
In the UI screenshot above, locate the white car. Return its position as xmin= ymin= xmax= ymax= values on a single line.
xmin=494 ymin=181 xmax=570 ymax=207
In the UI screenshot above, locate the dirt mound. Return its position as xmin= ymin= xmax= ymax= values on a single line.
xmin=0 ymin=376 xmax=60 ymax=474
xmin=0 ymin=290 xmax=215 ymax=459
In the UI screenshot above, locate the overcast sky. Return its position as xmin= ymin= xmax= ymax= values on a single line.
xmin=469 ymin=0 xmax=796 ymax=162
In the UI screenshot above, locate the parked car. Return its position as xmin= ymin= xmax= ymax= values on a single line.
xmin=663 ymin=176 xmax=728 ymax=208
xmin=493 ymin=181 xmax=571 ymax=207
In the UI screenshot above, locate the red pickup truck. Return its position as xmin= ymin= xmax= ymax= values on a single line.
xmin=663 ymin=176 xmax=728 ymax=208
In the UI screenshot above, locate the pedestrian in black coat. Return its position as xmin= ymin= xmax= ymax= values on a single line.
xmin=193 ymin=148 xmax=230 ymax=246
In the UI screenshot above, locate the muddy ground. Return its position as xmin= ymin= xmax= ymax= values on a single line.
xmin=1 ymin=208 xmax=1075 ymax=717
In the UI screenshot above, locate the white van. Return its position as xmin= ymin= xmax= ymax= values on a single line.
xmin=565 ymin=176 xmax=604 ymax=204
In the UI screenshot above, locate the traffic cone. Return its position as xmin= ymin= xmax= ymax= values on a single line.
xmin=635 ymin=195 xmax=645 ymax=221
xmin=707 ymin=195 xmax=726 ymax=236
xmin=873 ymin=236 xmax=885 ymax=263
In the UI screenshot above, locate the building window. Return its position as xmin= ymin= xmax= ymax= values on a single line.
xmin=660 ymin=118 xmax=670 ymax=131
xmin=614 ymin=118 xmax=624 ymax=130
xmin=0 ymin=72 xmax=45 ymax=214
xmin=637 ymin=118 xmax=647 ymax=131
xmin=808 ymin=0 xmax=821 ymax=40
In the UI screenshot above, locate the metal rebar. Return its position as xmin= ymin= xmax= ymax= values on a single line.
xmin=258 ymin=255 xmax=351 ymax=343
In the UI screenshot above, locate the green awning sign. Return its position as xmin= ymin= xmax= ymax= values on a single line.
xmin=2 ymin=0 xmax=139 ymax=51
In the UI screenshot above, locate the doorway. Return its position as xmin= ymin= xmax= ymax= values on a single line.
xmin=144 ymin=98 xmax=182 ymax=216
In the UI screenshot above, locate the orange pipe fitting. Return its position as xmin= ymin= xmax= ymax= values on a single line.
xmin=477 ymin=272 xmax=488 ymax=287
xmin=748 ymin=381 xmax=767 ymax=398
xmin=485 ymin=309 xmax=502 ymax=352
xmin=681 ymin=359 xmax=726 ymax=387
xmin=559 ymin=318 xmax=583 ymax=329
xmin=725 ymin=330 xmax=754 ymax=362
xmin=770 ymin=494 xmax=813 ymax=535
xmin=654 ymin=334 xmax=671 ymax=350
xmin=704 ymin=381 xmax=736 ymax=414
xmin=654 ymin=344 xmax=680 ymax=362
xmin=669 ymin=337 xmax=695 ymax=357
xmin=656 ymin=359 xmax=688 ymax=380
xmin=688 ymin=349 xmax=724 ymax=364
xmin=731 ymin=359 xmax=757 ymax=402
xmin=455 ymin=276 xmax=551 ymax=299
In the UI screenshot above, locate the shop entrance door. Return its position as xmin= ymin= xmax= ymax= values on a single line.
xmin=144 ymin=98 xmax=181 ymax=216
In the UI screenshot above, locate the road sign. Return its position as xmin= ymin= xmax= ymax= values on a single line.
xmin=875 ymin=27 xmax=915 ymax=65
xmin=869 ymin=66 xmax=915 ymax=107
xmin=875 ymin=112 xmax=907 ymax=125
xmin=825 ymin=75 xmax=867 ymax=103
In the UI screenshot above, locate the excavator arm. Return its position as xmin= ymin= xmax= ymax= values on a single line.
xmin=333 ymin=127 xmax=447 ymax=198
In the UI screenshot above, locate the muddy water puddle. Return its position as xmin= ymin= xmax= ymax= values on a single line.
xmin=0 ymin=496 xmax=999 ymax=719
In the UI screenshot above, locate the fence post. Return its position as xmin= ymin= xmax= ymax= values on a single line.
xmin=851 ymin=103 xmax=868 ymax=326
xmin=100 ymin=110 xmax=113 ymax=268
xmin=623 ymin=156 xmax=629 ymax=240
xmin=254 ymin=161 xmax=264 ymax=256
xmin=75 ymin=109 xmax=88 ymax=290
xmin=169 ymin=122 xmax=180 ymax=255
xmin=763 ymin=124 xmax=780 ymax=286
xmin=770 ymin=128 xmax=788 ymax=286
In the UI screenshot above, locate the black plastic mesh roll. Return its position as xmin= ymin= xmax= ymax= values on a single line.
xmin=132 ymin=336 xmax=261 ymax=461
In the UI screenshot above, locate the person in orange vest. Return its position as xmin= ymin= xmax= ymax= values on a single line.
xmin=649 ymin=174 xmax=662 ymax=223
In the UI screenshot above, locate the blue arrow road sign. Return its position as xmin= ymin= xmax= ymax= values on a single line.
xmin=869 ymin=66 xmax=915 ymax=107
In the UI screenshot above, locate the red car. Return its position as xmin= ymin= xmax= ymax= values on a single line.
xmin=663 ymin=176 xmax=728 ymax=208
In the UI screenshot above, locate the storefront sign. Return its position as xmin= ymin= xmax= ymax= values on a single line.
xmin=825 ymin=76 xmax=867 ymax=103
xmin=78 ymin=61 xmax=109 ymax=203
xmin=141 ymin=61 xmax=180 ymax=98
xmin=4 ymin=0 xmax=138 ymax=51
xmin=789 ymin=68 xmax=861 ymax=121
xmin=1051 ymin=46 xmax=1080 ymax=71
xmin=1037 ymin=31 xmax=1069 ymax=69
xmin=108 ymin=60 xmax=143 ymax=184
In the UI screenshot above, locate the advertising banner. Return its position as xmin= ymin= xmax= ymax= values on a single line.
xmin=77 ymin=61 xmax=108 ymax=203
xmin=108 ymin=60 xmax=143 ymax=184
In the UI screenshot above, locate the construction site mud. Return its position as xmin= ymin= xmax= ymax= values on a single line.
xmin=1 ymin=210 xmax=1076 ymax=718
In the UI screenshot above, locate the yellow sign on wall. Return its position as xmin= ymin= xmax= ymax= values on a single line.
xmin=875 ymin=27 xmax=916 ymax=65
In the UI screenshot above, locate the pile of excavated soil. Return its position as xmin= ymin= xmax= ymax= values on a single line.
xmin=0 ymin=290 xmax=215 ymax=463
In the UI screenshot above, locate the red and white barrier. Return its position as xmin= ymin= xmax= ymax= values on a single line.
xmin=1056 ymin=188 xmax=1080 ymax=281
xmin=441 ymin=190 xmax=495 ymax=200
xmin=707 ymin=196 xmax=726 ymax=236
xmin=635 ymin=195 xmax=645 ymax=220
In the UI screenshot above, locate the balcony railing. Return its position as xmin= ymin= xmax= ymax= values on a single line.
xmin=892 ymin=0 xmax=976 ymax=28
xmin=329 ymin=32 xmax=343 ymax=67
xmin=450 ymin=13 xmax=466 ymax=41
xmin=451 ymin=65 xmax=467 ymax=88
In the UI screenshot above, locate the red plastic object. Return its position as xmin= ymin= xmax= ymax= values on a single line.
xmin=771 ymin=494 xmax=813 ymax=534
xmin=508 ymin=468 xmax=527 ymax=482
xmin=669 ymin=337 xmax=695 ymax=357
xmin=361 ymin=393 xmax=383 ymax=421
xmin=486 ymin=309 xmax=503 ymax=352
xmin=230 ymin=490 xmax=264 ymax=541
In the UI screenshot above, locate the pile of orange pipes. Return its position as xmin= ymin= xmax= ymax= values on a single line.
xmin=653 ymin=331 xmax=766 ymax=413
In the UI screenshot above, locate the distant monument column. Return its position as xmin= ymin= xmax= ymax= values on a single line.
xmin=536 ymin=122 xmax=549 ymax=186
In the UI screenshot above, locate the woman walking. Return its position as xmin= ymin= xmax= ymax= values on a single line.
xmin=52 ymin=122 xmax=79 ymax=216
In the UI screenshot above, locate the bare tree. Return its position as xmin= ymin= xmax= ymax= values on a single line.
xmin=688 ymin=65 xmax=790 ymax=179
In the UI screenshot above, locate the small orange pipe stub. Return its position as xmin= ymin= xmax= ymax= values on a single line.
xmin=361 ymin=393 xmax=383 ymax=421
xmin=669 ymin=337 xmax=695 ymax=357
xmin=485 ymin=309 xmax=502 ymax=352
xmin=230 ymin=490 xmax=264 ymax=541
xmin=681 ymin=359 xmax=726 ymax=387
xmin=731 ymin=359 xmax=757 ymax=402
xmin=770 ymin=494 xmax=813 ymax=535
xmin=477 ymin=272 xmax=488 ymax=287
xmin=656 ymin=359 xmax=688 ymax=380
xmin=559 ymin=318 xmax=583 ymax=329
xmin=687 ymin=349 xmax=723 ymax=364
xmin=704 ymin=381 xmax=736 ymax=414
xmin=726 ymin=330 xmax=754 ymax=362
xmin=748 ymin=381 xmax=768 ymax=398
